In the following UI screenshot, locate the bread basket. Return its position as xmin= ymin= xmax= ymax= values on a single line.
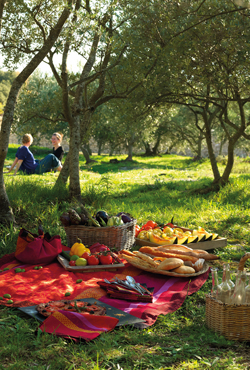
xmin=205 ymin=252 xmax=250 ymax=341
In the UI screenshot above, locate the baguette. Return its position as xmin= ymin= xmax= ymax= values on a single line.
xmin=120 ymin=254 xmax=155 ymax=270
xmin=156 ymin=245 xmax=219 ymax=261
xmin=118 ymin=250 xmax=136 ymax=257
xmin=133 ymin=251 xmax=159 ymax=267
xmin=139 ymin=246 xmax=199 ymax=264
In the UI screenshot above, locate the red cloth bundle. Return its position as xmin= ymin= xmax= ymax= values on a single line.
xmin=39 ymin=310 xmax=119 ymax=341
xmin=15 ymin=228 xmax=62 ymax=265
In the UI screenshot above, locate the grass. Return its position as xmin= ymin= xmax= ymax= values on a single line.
xmin=1 ymin=147 xmax=250 ymax=369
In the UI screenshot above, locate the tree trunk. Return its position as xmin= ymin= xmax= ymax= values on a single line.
xmin=143 ymin=141 xmax=153 ymax=156
xmin=85 ymin=143 xmax=92 ymax=156
xmin=219 ymin=136 xmax=227 ymax=156
xmin=125 ymin=136 xmax=135 ymax=161
xmin=81 ymin=144 xmax=96 ymax=164
xmin=97 ymin=141 xmax=103 ymax=155
xmin=56 ymin=152 xmax=69 ymax=184
xmin=197 ymin=132 xmax=203 ymax=159
xmin=109 ymin=146 xmax=115 ymax=156
xmin=152 ymin=135 xmax=161 ymax=155
xmin=69 ymin=116 xmax=81 ymax=200
xmin=202 ymin=112 xmax=221 ymax=183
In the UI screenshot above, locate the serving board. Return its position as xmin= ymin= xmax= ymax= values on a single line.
xmin=135 ymin=237 xmax=227 ymax=251
xmin=57 ymin=252 xmax=124 ymax=272
xmin=125 ymin=260 xmax=209 ymax=278
xmin=18 ymin=298 xmax=145 ymax=327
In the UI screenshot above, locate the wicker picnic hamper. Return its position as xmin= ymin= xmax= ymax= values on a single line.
xmin=206 ymin=252 xmax=250 ymax=341
xmin=64 ymin=219 xmax=137 ymax=251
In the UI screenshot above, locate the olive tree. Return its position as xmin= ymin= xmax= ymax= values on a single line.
xmin=0 ymin=0 xmax=76 ymax=224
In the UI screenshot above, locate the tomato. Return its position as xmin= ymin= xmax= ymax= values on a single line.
xmin=100 ymin=254 xmax=113 ymax=265
xmin=141 ymin=225 xmax=153 ymax=231
xmin=135 ymin=225 xmax=141 ymax=238
xmin=87 ymin=255 xmax=99 ymax=265
xmin=69 ymin=260 xmax=76 ymax=266
xmin=81 ymin=252 xmax=90 ymax=259
xmin=141 ymin=220 xmax=158 ymax=229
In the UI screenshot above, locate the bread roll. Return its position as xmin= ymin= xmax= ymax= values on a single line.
xmin=191 ymin=258 xmax=205 ymax=272
xmin=157 ymin=258 xmax=184 ymax=271
xmin=172 ymin=265 xmax=195 ymax=274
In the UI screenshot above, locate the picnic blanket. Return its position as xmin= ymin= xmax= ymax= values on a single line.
xmin=0 ymin=247 xmax=210 ymax=327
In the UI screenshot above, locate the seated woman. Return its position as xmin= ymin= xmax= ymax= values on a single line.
xmin=4 ymin=134 xmax=62 ymax=176
xmin=51 ymin=132 xmax=64 ymax=162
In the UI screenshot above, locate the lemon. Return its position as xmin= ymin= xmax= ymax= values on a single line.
xmin=75 ymin=258 xmax=87 ymax=266
xmin=70 ymin=255 xmax=80 ymax=261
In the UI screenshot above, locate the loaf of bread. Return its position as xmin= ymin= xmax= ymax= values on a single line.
xmin=157 ymin=258 xmax=184 ymax=271
xmin=172 ymin=265 xmax=196 ymax=274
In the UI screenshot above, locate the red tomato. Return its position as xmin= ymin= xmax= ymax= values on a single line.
xmin=135 ymin=225 xmax=141 ymax=238
xmin=69 ymin=260 xmax=76 ymax=266
xmin=100 ymin=254 xmax=113 ymax=265
xmin=87 ymin=255 xmax=99 ymax=265
xmin=141 ymin=225 xmax=153 ymax=231
xmin=81 ymin=252 xmax=90 ymax=259
xmin=141 ymin=220 xmax=158 ymax=230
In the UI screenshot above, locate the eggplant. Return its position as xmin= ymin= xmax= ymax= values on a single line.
xmin=60 ymin=212 xmax=71 ymax=227
xmin=96 ymin=210 xmax=109 ymax=226
xmin=116 ymin=212 xmax=133 ymax=224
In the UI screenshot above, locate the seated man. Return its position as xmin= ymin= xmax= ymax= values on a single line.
xmin=5 ymin=134 xmax=62 ymax=176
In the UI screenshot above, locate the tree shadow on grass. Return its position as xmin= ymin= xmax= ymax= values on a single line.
xmin=80 ymin=156 xmax=201 ymax=175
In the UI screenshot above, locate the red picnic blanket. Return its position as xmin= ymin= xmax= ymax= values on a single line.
xmin=0 ymin=248 xmax=210 ymax=327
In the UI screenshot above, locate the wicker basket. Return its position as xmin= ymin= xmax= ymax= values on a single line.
xmin=206 ymin=252 xmax=250 ymax=341
xmin=64 ymin=219 xmax=137 ymax=251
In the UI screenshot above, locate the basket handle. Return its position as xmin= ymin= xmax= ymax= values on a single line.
xmin=238 ymin=252 xmax=250 ymax=271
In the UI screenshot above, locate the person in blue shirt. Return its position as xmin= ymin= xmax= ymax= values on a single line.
xmin=4 ymin=134 xmax=62 ymax=176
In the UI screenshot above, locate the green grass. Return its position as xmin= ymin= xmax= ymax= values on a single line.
xmin=1 ymin=147 xmax=250 ymax=369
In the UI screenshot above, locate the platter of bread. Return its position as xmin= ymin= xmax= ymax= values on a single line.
xmin=118 ymin=244 xmax=219 ymax=277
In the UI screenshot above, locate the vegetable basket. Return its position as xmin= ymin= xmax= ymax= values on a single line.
xmin=64 ymin=219 xmax=137 ymax=251
xmin=205 ymin=252 xmax=250 ymax=341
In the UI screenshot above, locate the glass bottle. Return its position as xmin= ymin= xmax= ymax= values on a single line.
xmin=216 ymin=264 xmax=231 ymax=303
xmin=230 ymin=270 xmax=247 ymax=305
xmin=211 ymin=268 xmax=221 ymax=298
xmin=226 ymin=263 xmax=235 ymax=299
xmin=244 ymin=275 xmax=250 ymax=304
xmin=226 ymin=264 xmax=235 ymax=289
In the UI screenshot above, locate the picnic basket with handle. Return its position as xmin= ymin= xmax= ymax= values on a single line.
xmin=206 ymin=252 xmax=250 ymax=341
xmin=64 ymin=219 xmax=137 ymax=251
